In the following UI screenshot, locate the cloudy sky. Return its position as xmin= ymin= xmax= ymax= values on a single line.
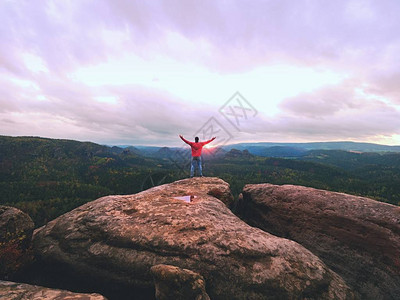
xmin=1 ymin=0 xmax=400 ymax=146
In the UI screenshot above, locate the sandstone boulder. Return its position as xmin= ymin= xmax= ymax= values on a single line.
xmin=33 ymin=177 xmax=353 ymax=299
xmin=150 ymin=264 xmax=210 ymax=300
xmin=0 ymin=280 xmax=107 ymax=299
xmin=0 ymin=206 xmax=34 ymax=279
xmin=237 ymin=183 xmax=400 ymax=299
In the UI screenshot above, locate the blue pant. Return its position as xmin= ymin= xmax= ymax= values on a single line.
xmin=190 ymin=156 xmax=202 ymax=177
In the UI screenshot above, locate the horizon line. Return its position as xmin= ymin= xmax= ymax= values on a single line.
xmin=2 ymin=134 xmax=400 ymax=148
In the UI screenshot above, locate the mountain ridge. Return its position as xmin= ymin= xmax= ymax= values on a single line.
xmin=4 ymin=135 xmax=400 ymax=154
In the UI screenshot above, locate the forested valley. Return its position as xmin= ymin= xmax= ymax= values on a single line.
xmin=1 ymin=136 xmax=400 ymax=227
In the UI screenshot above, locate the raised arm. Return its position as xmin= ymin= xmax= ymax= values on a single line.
xmin=179 ymin=135 xmax=192 ymax=145
xmin=202 ymin=137 xmax=216 ymax=145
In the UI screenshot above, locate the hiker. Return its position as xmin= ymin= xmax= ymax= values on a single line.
xmin=179 ymin=135 xmax=216 ymax=177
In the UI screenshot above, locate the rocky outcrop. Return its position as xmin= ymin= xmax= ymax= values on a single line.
xmin=224 ymin=148 xmax=253 ymax=159
xmin=237 ymin=183 xmax=400 ymax=299
xmin=0 ymin=280 xmax=107 ymax=299
xmin=0 ymin=206 xmax=34 ymax=279
xmin=150 ymin=264 xmax=210 ymax=300
xmin=32 ymin=177 xmax=353 ymax=299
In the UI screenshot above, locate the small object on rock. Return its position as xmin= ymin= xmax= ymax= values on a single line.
xmin=151 ymin=264 xmax=210 ymax=300
xmin=172 ymin=195 xmax=196 ymax=203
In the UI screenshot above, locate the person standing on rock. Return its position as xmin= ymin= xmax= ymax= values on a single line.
xmin=179 ymin=135 xmax=216 ymax=177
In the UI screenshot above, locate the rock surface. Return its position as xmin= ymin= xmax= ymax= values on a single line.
xmin=33 ymin=177 xmax=353 ymax=299
xmin=237 ymin=183 xmax=400 ymax=299
xmin=0 ymin=280 xmax=107 ymax=299
xmin=150 ymin=264 xmax=210 ymax=300
xmin=0 ymin=206 xmax=34 ymax=279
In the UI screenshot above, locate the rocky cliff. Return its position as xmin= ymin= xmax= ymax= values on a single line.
xmin=237 ymin=183 xmax=400 ymax=299
xmin=31 ymin=177 xmax=353 ymax=299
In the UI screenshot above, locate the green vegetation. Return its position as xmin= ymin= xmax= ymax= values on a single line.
xmin=0 ymin=136 xmax=177 ymax=226
xmin=1 ymin=136 xmax=400 ymax=228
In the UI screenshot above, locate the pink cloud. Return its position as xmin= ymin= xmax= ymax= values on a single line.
xmin=1 ymin=0 xmax=400 ymax=145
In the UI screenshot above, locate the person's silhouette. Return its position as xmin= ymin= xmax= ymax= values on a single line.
xmin=179 ymin=135 xmax=216 ymax=177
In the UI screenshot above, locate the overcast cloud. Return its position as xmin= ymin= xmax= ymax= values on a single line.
xmin=1 ymin=0 xmax=400 ymax=146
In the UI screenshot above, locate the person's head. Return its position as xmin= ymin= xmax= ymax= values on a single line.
xmin=195 ymin=137 xmax=199 ymax=142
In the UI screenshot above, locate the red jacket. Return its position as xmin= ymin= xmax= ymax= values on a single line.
xmin=180 ymin=136 xmax=215 ymax=157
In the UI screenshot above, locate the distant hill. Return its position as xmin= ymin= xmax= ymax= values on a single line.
xmin=111 ymin=145 xmax=142 ymax=155
xmin=244 ymin=146 xmax=307 ymax=157
xmin=152 ymin=146 xmax=180 ymax=159
xmin=223 ymin=141 xmax=400 ymax=153
xmin=225 ymin=149 xmax=253 ymax=159
xmin=138 ymin=146 xmax=226 ymax=161
xmin=131 ymin=141 xmax=400 ymax=159
xmin=132 ymin=145 xmax=165 ymax=156
xmin=0 ymin=135 xmax=170 ymax=227
xmin=301 ymin=149 xmax=400 ymax=170
xmin=0 ymin=135 xmax=111 ymax=158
